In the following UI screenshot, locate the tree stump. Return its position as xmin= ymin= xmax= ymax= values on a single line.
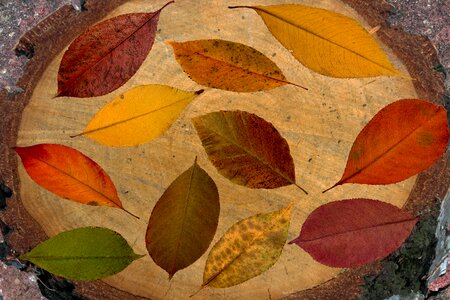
xmin=1 ymin=0 xmax=448 ymax=299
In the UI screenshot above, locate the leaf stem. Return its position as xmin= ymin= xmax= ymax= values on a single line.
xmin=322 ymin=183 xmax=339 ymax=193
xmin=121 ymin=207 xmax=140 ymax=219
xmin=158 ymin=0 xmax=175 ymax=12
xmin=294 ymin=183 xmax=308 ymax=195
xmin=189 ymin=286 xmax=204 ymax=298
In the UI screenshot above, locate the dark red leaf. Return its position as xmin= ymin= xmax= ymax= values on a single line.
xmin=57 ymin=1 xmax=173 ymax=98
xmin=289 ymin=199 xmax=417 ymax=268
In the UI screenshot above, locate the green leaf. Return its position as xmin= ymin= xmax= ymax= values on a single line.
xmin=146 ymin=158 xmax=220 ymax=278
xmin=20 ymin=227 xmax=143 ymax=281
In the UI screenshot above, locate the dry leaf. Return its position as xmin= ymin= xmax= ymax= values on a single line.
xmin=15 ymin=144 xmax=136 ymax=217
xmin=57 ymin=1 xmax=173 ymax=97
xmin=146 ymin=158 xmax=220 ymax=279
xmin=324 ymin=99 xmax=449 ymax=192
xmin=229 ymin=4 xmax=401 ymax=78
xmin=73 ymin=85 xmax=203 ymax=146
xmin=201 ymin=205 xmax=292 ymax=289
xmin=168 ymin=39 xmax=307 ymax=92
xmin=192 ymin=110 xmax=307 ymax=193
xmin=289 ymin=199 xmax=417 ymax=267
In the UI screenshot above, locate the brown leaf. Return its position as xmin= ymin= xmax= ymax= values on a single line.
xmin=289 ymin=199 xmax=417 ymax=267
xmin=192 ymin=110 xmax=307 ymax=193
xmin=57 ymin=1 xmax=173 ymax=98
xmin=324 ymin=99 xmax=449 ymax=192
xmin=146 ymin=158 xmax=220 ymax=279
xmin=168 ymin=39 xmax=307 ymax=92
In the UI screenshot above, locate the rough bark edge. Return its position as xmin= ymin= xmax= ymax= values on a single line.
xmin=0 ymin=0 xmax=447 ymax=300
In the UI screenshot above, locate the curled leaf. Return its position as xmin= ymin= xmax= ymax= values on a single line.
xmin=192 ymin=110 xmax=306 ymax=193
xmin=57 ymin=1 xmax=173 ymax=97
xmin=15 ymin=144 xmax=136 ymax=217
xmin=202 ymin=205 xmax=292 ymax=288
xmin=230 ymin=4 xmax=401 ymax=78
xmin=20 ymin=227 xmax=143 ymax=280
xmin=324 ymin=99 xmax=449 ymax=192
xmin=73 ymin=85 xmax=203 ymax=146
xmin=146 ymin=158 xmax=220 ymax=279
xmin=168 ymin=39 xmax=307 ymax=92
xmin=289 ymin=199 xmax=417 ymax=267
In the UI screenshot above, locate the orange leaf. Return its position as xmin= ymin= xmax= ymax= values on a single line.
xmin=324 ymin=99 xmax=449 ymax=192
xmin=15 ymin=144 xmax=136 ymax=218
xmin=168 ymin=39 xmax=307 ymax=92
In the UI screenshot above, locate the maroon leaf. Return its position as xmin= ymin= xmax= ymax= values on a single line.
xmin=57 ymin=1 xmax=173 ymax=98
xmin=289 ymin=199 xmax=417 ymax=268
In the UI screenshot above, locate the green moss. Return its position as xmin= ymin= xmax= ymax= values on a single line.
xmin=360 ymin=216 xmax=437 ymax=299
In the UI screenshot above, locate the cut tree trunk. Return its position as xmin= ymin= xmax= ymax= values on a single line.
xmin=0 ymin=0 xmax=448 ymax=299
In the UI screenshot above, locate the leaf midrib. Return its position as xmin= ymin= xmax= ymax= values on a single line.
xmin=247 ymin=6 xmax=397 ymax=74
xmin=31 ymin=156 xmax=120 ymax=207
xmin=297 ymin=217 xmax=416 ymax=244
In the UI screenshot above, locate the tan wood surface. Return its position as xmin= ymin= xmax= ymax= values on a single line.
xmin=16 ymin=0 xmax=418 ymax=299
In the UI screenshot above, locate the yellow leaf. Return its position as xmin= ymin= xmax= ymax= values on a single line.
xmin=201 ymin=205 xmax=292 ymax=289
xmin=229 ymin=5 xmax=402 ymax=78
xmin=168 ymin=39 xmax=307 ymax=92
xmin=73 ymin=85 xmax=203 ymax=146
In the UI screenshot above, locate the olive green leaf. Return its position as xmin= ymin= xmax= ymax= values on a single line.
xmin=146 ymin=158 xmax=220 ymax=279
xmin=20 ymin=227 xmax=143 ymax=281
xmin=201 ymin=205 xmax=292 ymax=289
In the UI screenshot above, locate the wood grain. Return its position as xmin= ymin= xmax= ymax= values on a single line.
xmin=1 ymin=0 xmax=447 ymax=299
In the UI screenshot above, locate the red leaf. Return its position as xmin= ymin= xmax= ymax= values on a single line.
xmin=289 ymin=199 xmax=417 ymax=268
xmin=324 ymin=99 xmax=449 ymax=192
xmin=57 ymin=1 xmax=173 ymax=98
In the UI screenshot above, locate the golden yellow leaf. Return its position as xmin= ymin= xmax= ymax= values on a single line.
xmin=168 ymin=39 xmax=307 ymax=92
xmin=201 ymin=205 xmax=292 ymax=289
xmin=229 ymin=5 xmax=402 ymax=78
xmin=73 ymin=85 xmax=203 ymax=146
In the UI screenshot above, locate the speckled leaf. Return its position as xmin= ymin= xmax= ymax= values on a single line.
xmin=192 ymin=110 xmax=307 ymax=194
xmin=229 ymin=4 xmax=401 ymax=78
xmin=289 ymin=199 xmax=417 ymax=267
xmin=57 ymin=1 xmax=173 ymax=97
xmin=146 ymin=159 xmax=220 ymax=279
xmin=324 ymin=99 xmax=449 ymax=192
xmin=168 ymin=39 xmax=307 ymax=92
xmin=20 ymin=227 xmax=143 ymax=280
xmin=202 ymin=205 xmax=292 ymax=288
